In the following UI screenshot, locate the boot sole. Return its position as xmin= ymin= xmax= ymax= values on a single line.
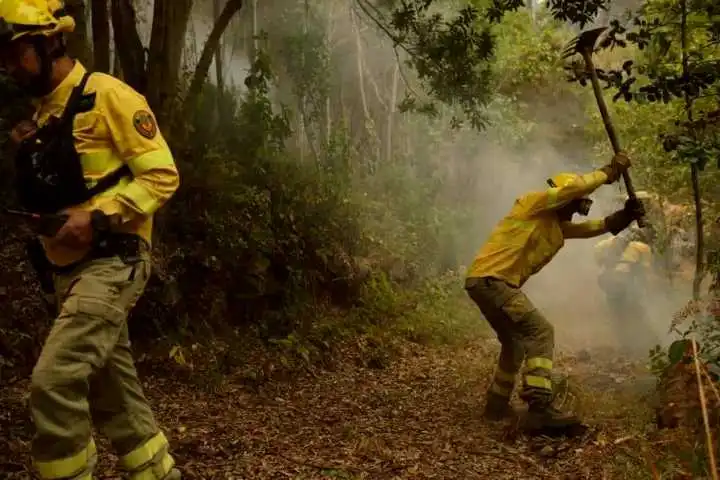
xmin=483 ymin=414 xmax=514 ymax=422
xmin=522 ymin=422 xmax=588 ymax=438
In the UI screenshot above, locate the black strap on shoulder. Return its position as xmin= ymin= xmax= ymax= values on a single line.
xmin=61 ymin=71 xmax=133 ymax=196
xmin=86 ymin=164 xmax=132 ymax=197
xmin=59 ymin=71 xmax=93 ymax=124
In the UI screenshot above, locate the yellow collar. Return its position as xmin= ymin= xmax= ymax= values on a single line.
xmin=33 ymin=61 xmax=87 ymax=118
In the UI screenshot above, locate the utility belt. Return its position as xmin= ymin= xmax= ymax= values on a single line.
xmin=25 ymin=233 xmax=149 ymax=295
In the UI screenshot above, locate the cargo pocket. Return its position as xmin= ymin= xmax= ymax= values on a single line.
xmin=54 ymin=294 xmax=128 ymax=370
xmin=482 ymin=278 xmax=521 ymax=310
xmin=501 ymin=290 xmax=540 ymax=324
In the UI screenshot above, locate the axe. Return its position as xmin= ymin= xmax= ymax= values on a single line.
xmin=562 ymin=26 xmax=646 ymax=227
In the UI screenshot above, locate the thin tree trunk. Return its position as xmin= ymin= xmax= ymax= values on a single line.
xmin=146 ymin=0 xmax=193 ymax=130
xmin=91 ymin=0 xmax=110 ymax=73
xmin=680 ymin=0 xmax=704 ymax=299
xmin=350 ymin=5 xmax=379 ymax=168
xmin=65 ymin=0 xmax=92 ymax=66
xmin=298 ymin=0 xmax=308 ymax=162
xmin=213 ymin=0 xmax=226 ymax=116
xmin=325 ymin=97 xmax=331 ymax=148
xmin=351 ymin=9 xmax=370 ymax=126
xmin=385 ymin=62 xmax=399 ymax=163
xmin=183 ymin=0 xmax=244 ymax=117
xmin=112 ymin=46 xmax=123 ymax=78
xmin=252 ymin=0 xmax=258 ymax=59
xmin=691 ymin=166 xmax=704 ymax=298
xmin=324 ymin=3 xmax=333 ymax=148
xmin=110 ymin=0 xmax=146 ymax=93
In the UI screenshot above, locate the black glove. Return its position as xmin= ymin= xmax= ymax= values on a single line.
xmin=604 ymin=198 xmax=645 ymax=235
xmin=624 ymin=197 xmax=646 ymax=220
xmin=599 ymin=152 xmax=632 ymax=184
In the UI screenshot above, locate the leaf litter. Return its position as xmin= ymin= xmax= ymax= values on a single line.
xmin=0 ymin=339 xmax=663 ymax=479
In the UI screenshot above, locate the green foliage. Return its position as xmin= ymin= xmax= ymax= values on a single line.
xmin=356 ymin=0 xmax=610 ymax=130
xmin=123 ymin=46 xmax=371 ymax=344
xmin=575 ymin=2 xmax=720 ymax=407
xmin=0 ymin=0 xmax=673 ymax=381
xmin=485 ymin=0 xmax=609 ymax=27
xmin=569 ymin=1 xmax=720 ymax=172
xmin=381 ymin=1 xmax=495 ymax=130
xmin=273 ymin=3 xmax=331 ymax=126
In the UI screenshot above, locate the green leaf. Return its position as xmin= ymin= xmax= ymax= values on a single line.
xmin=668 ymin=339 xmax=690 ymax=365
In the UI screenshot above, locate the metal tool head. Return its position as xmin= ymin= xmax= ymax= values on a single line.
xmin=561 ymin=26 xmax=609 ymax=59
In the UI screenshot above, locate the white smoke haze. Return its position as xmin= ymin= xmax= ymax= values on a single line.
xmin=457 ymin=125 xmax=687 ymax=356
xmin=109 ymin=0 xmax=694 ymax=356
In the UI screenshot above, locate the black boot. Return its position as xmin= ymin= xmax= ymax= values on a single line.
xmin=523 ymin=401 xmax=586 ymax=436
xmin=482 ymin=392 xmax=515 ymax=422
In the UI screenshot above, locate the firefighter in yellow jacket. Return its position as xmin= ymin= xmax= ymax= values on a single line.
xmin=0 ymin=1 xmax=180 ymax=479
xmin=465 ymin=153 xmax=644 ymax=433
xmin=594 ymin=226 xmax=655 ymax=352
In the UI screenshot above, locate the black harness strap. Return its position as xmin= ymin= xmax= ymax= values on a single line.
xmin=62 ymin=71 xmax=133 ymax=196
xmin=87 ymin=164 xmax=132 ymax=195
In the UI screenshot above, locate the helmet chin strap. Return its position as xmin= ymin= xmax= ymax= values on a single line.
xmin=577 ymin=198 xmax=593 ymax=216
xmin=26 ymin=35 xmax=65 ymax=97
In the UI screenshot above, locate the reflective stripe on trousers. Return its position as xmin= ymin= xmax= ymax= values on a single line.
xmin=30 ymin=257 xmax=177 ymax=479
xmin=34 ymin=439 xmax=97 ymax=480
xmin=489 ymin=367 xmax=517 ymax=397
xmin=524 ymin=356 xmax=553 ymax=391
xmin=121 ymin=431 xmax=177 ymax=480
xmin=466 ymin=277 xmax=555 ymax=404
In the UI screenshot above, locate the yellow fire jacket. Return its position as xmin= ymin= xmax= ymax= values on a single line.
xmin=466 ymin=170 xmax=609 ymax=287
xmin=32 ymin=61 xmax=180 ymax=266
xmin=594 ymin=237 xmax=652 ymax=274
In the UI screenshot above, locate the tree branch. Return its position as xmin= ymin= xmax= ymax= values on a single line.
xmin=110 ymin=0 xmax=146 ymax=93
xmin=183 ymin=0 xmax=244 ymax=117
xmin=91 ymin=0 xmax=110 ymax=73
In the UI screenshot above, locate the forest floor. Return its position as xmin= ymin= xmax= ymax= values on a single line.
xmin=0 ymin=333 xmax=665 ymax=480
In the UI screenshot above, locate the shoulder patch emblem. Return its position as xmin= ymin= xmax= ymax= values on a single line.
xmin=132 ymin=110 xmax=158 ymax=139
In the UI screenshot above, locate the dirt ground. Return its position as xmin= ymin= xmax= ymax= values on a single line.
xmin=0 ymin=337 xmax=660 ymax=480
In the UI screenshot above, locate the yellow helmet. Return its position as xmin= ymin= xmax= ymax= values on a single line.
xmin=547 ymin=172 xmax=581 ymax=189
xmin=546 ymin=172 xmax=593 ymax=214
xmin=0 ymin=0 xmax=75 ymax=44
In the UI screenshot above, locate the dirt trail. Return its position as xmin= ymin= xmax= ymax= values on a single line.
xmin=0 ymin=340 xmax=655 ymax=480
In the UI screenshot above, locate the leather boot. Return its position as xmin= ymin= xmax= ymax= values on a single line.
xmin=523 ymin=401 xmax=585 ymax=436
xmin=482 ymin=392 xmax=515 ymax=421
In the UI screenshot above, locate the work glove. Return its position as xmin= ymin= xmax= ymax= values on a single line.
xmin=625 ymin=197 xmax=646 ymax=220
xmin=9 ymin=120 xmax=37 ymax=145
xmin=599 ymin=151 xmax=631 ymax=184
xmin=604 ymin=198 xmax=645 ymax=235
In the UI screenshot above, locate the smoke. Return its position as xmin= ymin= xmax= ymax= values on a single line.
xmin=420 ymin=93 xmax=690 ymax=356
xmin=169 ymin=1 xmax=692 ymax=356
xmin=184 ymin=2 xmax=252 ymax=89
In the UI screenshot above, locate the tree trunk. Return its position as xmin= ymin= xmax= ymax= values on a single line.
xmin=182 ymin=0 xmax=243 ymax=119
xmin=65 ymin=0 xmax=92 ymax=66
xmin=350 ymin=6 xmax=380 ymax=169
xmin=112 ymin=45 xmax=123 ymax=78
xmin=679 ymin=0 xmax=705 ymax=300
xmin=213 ymin=0 xmax=226 ymax=120
xmin=146 ymin=0 xmax=194 ymax=130
xmin=691 ymin=165 xmax=704 ymax=299
xmin=324 ymin=3 xmax=333 ymax=149
xmin=110 ymin=0 xmax=146 ymax=93
xmin=91 ymin=0 xmax=111 ymax=73
xmin=385 ymin=62 xmax=399 ymax=163
xmin=251 ymin=0 xmax=258 ymax=60
xmin=297 ymin=0 xmax=308 ymax=162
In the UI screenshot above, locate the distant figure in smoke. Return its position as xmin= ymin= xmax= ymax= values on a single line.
xmin=594 ymin=225 xmax=658 ymax=354
xmin=464 ymin=152 xmax=644 ymax=435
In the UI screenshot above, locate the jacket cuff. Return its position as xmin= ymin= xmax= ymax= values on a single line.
xmin=96 ymin=199 xmax=134 ymax=224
